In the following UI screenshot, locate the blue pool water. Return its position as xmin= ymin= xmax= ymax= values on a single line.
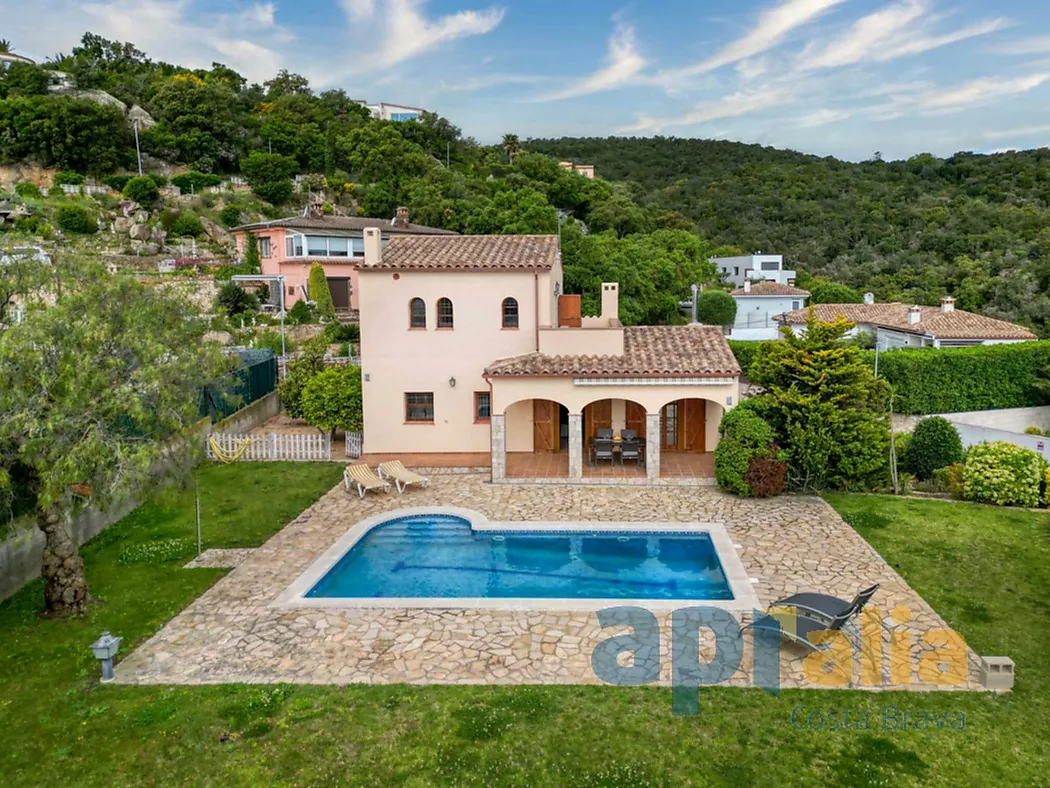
xmin=305 ymin=514 xmax=733 ymax=600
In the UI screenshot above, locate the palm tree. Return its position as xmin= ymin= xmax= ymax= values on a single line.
xmin=0 ymin=40 xmax=12 ymax=54
xmin=502 ymin=133 xmax=520 ymax=164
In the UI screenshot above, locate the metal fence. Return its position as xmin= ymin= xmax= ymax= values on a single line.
xmin=198 ymin=349 xmax=278 ymax=422
xmin=207 ymin=431 xmax=332 ymax=462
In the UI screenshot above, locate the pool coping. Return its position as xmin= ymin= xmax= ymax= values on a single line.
xmin=272 ymin=506 xmax=761 ymax=612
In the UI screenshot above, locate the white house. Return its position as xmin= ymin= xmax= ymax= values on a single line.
xmin=367 ymin=102 xmax=426 ymax=122
xmin=728 ymin=280 xmax=810 ymax=340
xmin=712 ymin=254 xmax=796 ymax=287
xmin=776 ymin=296 xmax=1036 ymax=348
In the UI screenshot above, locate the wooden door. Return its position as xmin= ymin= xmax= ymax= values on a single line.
xmin=558 ymin=294 xmax=581 ymax=327
xmin=327 ymin=278 xmax=350 ymax=310
xmin=533 ymin=400 xmax=557 ymax=453
xmin=584 ymin=400 xmax=612 ymax=443
xmin=625 ymin=401 xmax=646 ymax=439
xmin=680 ymin=400 xmax=706 ymax=453
xmin=660 ymin=403 xmax=679 ymax=452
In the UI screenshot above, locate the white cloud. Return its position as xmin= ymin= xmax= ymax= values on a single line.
xmin=436 ymin=72 xmax=552 ymax=93
xmin=621 ymin=86 xmax=796 ymax=133
xmin=924 ymin=72 xmax=1050 ymax=110
xmin=654 ymin=0 xmax=847 ymax=85
xmin=534 ymin=19 xmax=646 ymax=101
xmin=983 ymin=123 xmax=1050 ymax=140
xmin=994 ymin=36 xmax=1050 ymax=56
xmin=798 ymin=0 xmax=1008 ymax=70
xmin=795 ymin=107 xmax=851 ymax=126
xmin=375 ymin=0 xmax=505 ymax=68
xmin=340 ymin=0 xmax=376 ymax=21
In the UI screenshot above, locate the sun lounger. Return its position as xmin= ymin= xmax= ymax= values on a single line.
xmin=378 ymin=461 xmax=430 ymax=494
xmin=748 ymin=601 xmax=862 ymax=652
xmin=770 ymin=584 xmax=880 ymax=625
xmin=344 ymin=464 xmax=391 ymax=498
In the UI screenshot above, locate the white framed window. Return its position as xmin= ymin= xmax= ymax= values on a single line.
xmin=286 ymin=234 xmax=304 ymax=257
xmin=792 ymin=300 xmax=800 ymax=310
xmin=328 ymin=237 xmax=349 ymax=257
xmin=259 ymin=237 xmax=272 ymax=258
xmin=307 ymin=235 xmax=329 ymax=256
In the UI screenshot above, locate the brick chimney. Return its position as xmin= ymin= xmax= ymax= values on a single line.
xmin=363 ymin=227 xmax=382 ymax=266
xmin=393 ymin=206 xmax=410 ymax=229
xmin=941 ymin=295 xmax=955 ymax=313
xmin=907 ymin=305 xmax=922 ymax=325
xmin=743 ymin=279 xmax=751 ymax=294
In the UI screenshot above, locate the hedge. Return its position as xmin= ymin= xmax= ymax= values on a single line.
xmin=727 ymin=340 xmax=765 ymax=375
xmin=867 ymin=341 xmax=1050 ymax=414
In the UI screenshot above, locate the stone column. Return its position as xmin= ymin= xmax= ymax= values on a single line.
xmin=568 ymin=413 xmax=583 ymax=479
xmin=646 ymin=413 xmax=661 ymax=481
xmin=490 ymin=414 xmax=506 ymax=482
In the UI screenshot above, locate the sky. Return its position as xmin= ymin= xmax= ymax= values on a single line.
xmin=5 ymin=0 xmax=1050 ymax=160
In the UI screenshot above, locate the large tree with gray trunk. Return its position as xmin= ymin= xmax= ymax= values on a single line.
xmin=0 ymin=260 xmax=228 ymax=614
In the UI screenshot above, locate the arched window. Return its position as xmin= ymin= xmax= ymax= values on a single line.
xmin=437 ymin=297 xmax=454 ymax=328
xmin=502 ymin=297 xmax=519 ymax=329
xmin=409 ymin=297 xmax=426 ymax=328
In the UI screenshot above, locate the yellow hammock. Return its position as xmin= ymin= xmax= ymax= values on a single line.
xmin=209 ymin=435 xmax=253 ymax=464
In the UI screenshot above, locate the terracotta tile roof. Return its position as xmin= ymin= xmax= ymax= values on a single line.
xmin=485 ymin=325 xmax=740 ymax=378
xmin=367 ymin=235 xmax=560 ymax=271
xmin=233 ymin=215 xmax=457 ymax=236
xmin=730 ymin=282 xmax=810 ymax=297
xmin=775 ymin=303 xmax=1036 ymax=340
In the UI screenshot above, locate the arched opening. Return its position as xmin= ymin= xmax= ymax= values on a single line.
xmin=658 ymin=398 xmax=722 ymax=478
xmin=503 ymin=398 xmax=570 ymax=479
xmin=436 ymin=297 xmax=454 ymax=328
xmin=501 ymin=297 xmax=519 ymax=328
xmin=409 ymin=297 xmax=426 ymax=328
xmin=581 ymin=397 xmax=647 ymax=478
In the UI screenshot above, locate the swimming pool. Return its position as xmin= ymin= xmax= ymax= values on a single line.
xmin=277 ymin=507 xmax=758 ymax=610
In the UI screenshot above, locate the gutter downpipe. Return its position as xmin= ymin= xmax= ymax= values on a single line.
xmin=534 ymin=270 xmax=540 ymax=352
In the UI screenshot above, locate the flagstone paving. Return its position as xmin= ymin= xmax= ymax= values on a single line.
xmin=117 ymin=475 xmax=985 ymax=691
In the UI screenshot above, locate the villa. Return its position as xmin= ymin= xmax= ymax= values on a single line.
xmin=357 ymin=231 xmax=740 ymax=482
xmin=231 ymin=208 xmax=454 ymax=314
xmin=776 ymin=296 xmax=1036 ymax=348
xmin=713 ymin=253 xmax=796 ymax=287
xmin=729 ymin=280 xmax=810 ymax=340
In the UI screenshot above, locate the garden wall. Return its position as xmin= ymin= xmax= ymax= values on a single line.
xmin=895 ymin=405 xmax=1050 ymax=434
xmin=213 ymin=390 xmax=280 ymax=434
xmin=950 ymin=422 xmax=1050 ymax=463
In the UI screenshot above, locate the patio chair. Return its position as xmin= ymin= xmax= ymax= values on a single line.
xmin=594 ymin=437 xmax=615 ymax=466
xmin=596 ymin=428 xmax=614 ymax=440
xmin=378 ymin=460 xmax=430 ymax=494
xmin=620 ymin=429 xmax=638 ymax=442
xmin=747 ymin=600 xmax=862 ymax=653
xmin=344 ymin=464 xmax=391 ymax=498
xmin=620 ymin=437 xmax=642 ymax=467
xmin=769 ymin=584 xmax=880 ymax=625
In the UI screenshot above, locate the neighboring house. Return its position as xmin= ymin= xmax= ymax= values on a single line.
xmin=0 ymin=51 xmax=36 ymax=69
xmin=558 ymin=161 xmax=596 ymax=178
xmin=713 ymin=254 xmax=796 ymax=287
xmin=729 ymin=280 xmax=810 ymax=340
xmin=775 ymin=297 xmax=1036 ymax=347
xmin=366 ymin=102 xmax=426 ymax=122
xmin=357 ymin=232 xmax=740 ymax=480
xmin=231 ymin=208 xmax=455 ymax=314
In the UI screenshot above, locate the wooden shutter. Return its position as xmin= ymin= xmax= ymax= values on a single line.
xmin=558 ymin=294 xmax=581 ymax=327
xmin=625 ymin=401 xmax=646 ymax=439
xmin=584 ymin=400 xmax=612 ymax=443
xmin=533 ymin=400 xmax=556 ymax=453
xmin=681 ymin=400 xmax=707 ymax=453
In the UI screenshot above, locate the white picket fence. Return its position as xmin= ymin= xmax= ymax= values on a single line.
xmin=345 ymin=431 xmax=362 ymax=458
xmin=207 ymin=431 xmax=332 ymax=462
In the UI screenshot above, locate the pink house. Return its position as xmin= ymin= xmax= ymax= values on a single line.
xmin=231 ymin=208 xmax=455 ymax=314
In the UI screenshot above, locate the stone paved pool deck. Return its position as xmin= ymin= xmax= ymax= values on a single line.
xmin=116 ymin=476 xmax=986 ymax=692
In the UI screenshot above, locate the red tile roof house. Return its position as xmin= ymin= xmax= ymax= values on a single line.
xmin=356 ymin=231 xmax=741 ymax=482
xmin=775 ymin=297 xmax=1036 ymax=348
xmin=729 ymin=280 xmax=811 ymax=340
xmin=230 ymin=208 xmax=455 ymax=316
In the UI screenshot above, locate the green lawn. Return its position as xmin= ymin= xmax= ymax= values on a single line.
xmin=2 ymin=477 xmax=1049 ymax=786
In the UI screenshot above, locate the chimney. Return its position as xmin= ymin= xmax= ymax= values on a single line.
xmin=907 ymin=305 xmax=922 ymax=325
xmin=363 ymin=227 xmax=382 ymax=266
xmin=941 ymin=295 xmax=955 ymax=313
xmin=743 ymin=279 xmax=751 ymax=294
xmin=600 ymin=282 xmax=620 ymax=324
xmin=393 ymin=206 xmax=410 ymax=229
xmin=863 ymin=292 xmax=875 ymax=305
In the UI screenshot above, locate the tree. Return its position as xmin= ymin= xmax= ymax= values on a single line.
xmin=278 ymin=335 xmax=327 ymax=418
xmin=308 ymin=262 xmax=336 ymax=320
xmin=696 ymin=289 xmax=736 ymax=327
xmin=300 ymin=365 xmax=363 ymax=437
xmin=242 ymin=231 xmax=261 ymax=273
xmin=809 ymin=281 xmax=863 ymax=304
xmin=56 ymin=204 xmax=97 ymax=234
xmin=0 ymin=270 xmax=227 ymax=614
xmin=216 ymin=281 xmax=258 ymax=315
xmin=906 ymin=416 xmax=964 ymax=480
xmin=502 ymin=133 xmax=520 ymax=163
xmin=240 ymin=151 xmax=298 ymax=205
xmin=1 ymin=62 xmax=51 ymax=98
xmin=123 ymin=175 xmax=160 ymax=204
xmin=748 ymin=314 xmax=890 ymax=491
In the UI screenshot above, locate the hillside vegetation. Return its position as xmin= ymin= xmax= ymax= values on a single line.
xmin=527 ymin=137 xmax=1050 ymax=333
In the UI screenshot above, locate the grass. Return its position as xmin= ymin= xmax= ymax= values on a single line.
xmin=2 ymin=477 xmax=1049 ymax=786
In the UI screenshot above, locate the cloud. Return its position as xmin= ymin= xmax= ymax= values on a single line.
xmin=798 ymin=0 xmax=1008 ymax=70
xmin=994 ymin=36 xmax=1050 ymax=56
xmin=436 ymin=72 xmax=552 ymax=93
xmin=869 ymin=72 xmax=1050 ymax=119
xmin=340 ymin=0 xmax=376 ymax=21
xmin=654 ymin=0 xmax=847 ymax=85
xmin=983 ymin=123 xmax=1050 ymax=140
xmin=375 ymin=0 xmax=505 ymax=68
xmin=621 ymin=86 xmax=796 ymax=133
xmin=534 ymin=18 xmax=646 ymax=101
xmin=795 ymin=107 xmax=851 ymax=126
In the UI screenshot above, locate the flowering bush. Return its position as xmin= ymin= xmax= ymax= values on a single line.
xmin=963 ymin=442 xmax=1042 ymax=507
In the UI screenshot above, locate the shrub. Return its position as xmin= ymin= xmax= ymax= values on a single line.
xmin=906 ymin=416 xmax=964 ymax=479
xmin=714 ymin=407 xmax=776 ymax=496
xmin=102 ymin=174 xmax=132 ymax=191
xmin=169 ymin=212 xmax=204 ymax=238
xmin=1025 ymin=426 xmax=1046 ymax=436
xmin=866 ymin=341 xmax=1050 ymax=414
xmin=55 ymin=204 xmax=97 ymax=234
xmin=301 ymin=365 xmax=363 ymax=436
xmin=891 ymin=431 xmax=912 ymax=474
xmin=123 ymin=175 xmax=160 ymax=204
xmin=243 ymin=231 xmax=261 ymax=274
xmin=809 ymin=281 xmax=862 ymax=304
xmin=14 ymin=214 xmax=45 ymax=234
xmin=252 ymin=331 xmax=287 ymax=356
xmin=325 ymin=321 xmax=359 ymax=343
xmin=963 ymin=442 xmax=1042 ymax=507
xmin=727 ymin=340 xmax=766 ymax=375
xmin=170 ymin=171 xmax=223 ymax=192
xmin=216 ymin=281 xmax=258 ymax=315
xmin=220 ymin=203 xmax=241 ymax=227
xmin=148 ymin=173 xmax=168 ymax=187
xmin=287 ymin=299 xmax=312 ymax=324
xmin=52 ymin=170 xmax=84 ymax=186
xmin=933 ymin=463 xmax=965 ymax=498
xmin=696 ymin=289 xmax=736 ymax=327
xmin=744 ymin=455 xmax=786 ymax=497
xmin=15 ymin=182 xmax=41 ymax=199
xmin=308 ymin=262 xmax=336 ymax=320
xmin=278 ymin=336 xmax=327 ymax=418
xmin=241 ymin=151 xmax=298 ymax=206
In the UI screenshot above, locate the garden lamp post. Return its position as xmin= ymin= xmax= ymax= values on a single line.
xmin=90 ymin=631 xmax=122 ymax=683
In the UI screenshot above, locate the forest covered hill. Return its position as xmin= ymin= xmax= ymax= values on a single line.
xmin=526 ymin=137 xmax=1050 ymax=333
